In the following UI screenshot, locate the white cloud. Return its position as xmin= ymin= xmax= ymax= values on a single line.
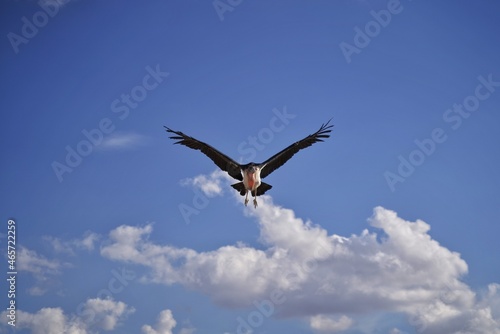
xmin=18 ymin=246 xmax=62 ymax=275
xmin=180 ymin=170 xmax=228 ymax=197
xmin=141 ymin=309 xmax=196 ymax=334
xmin=100 ymin=171 xmax=500 ymax=333
xmin=79 ymin=231 xmax=100 ymax=250
xmin=17 ymin=246 xmax=69 ymax=296
xmin=19 ymin=232 xmax=99 ymax=296
xmin=389 ymin=329 xmax=407 ymax=334
xmin=27 ymin=286 xmax=48 ymax=296
xmin=16 ymin=308 xmax=68 ymax=334
xmin=99 ymin=132 xmax=149 ymax=150
xmin=310 ymin=314 xmax=353 ymax=333
xmin=142 ymin=309 xmax=177 ymax=334
xmin=0 ymin=298 xmax=133 ymax=334
xmin=45 ymin=231 xmax=100 ymax=255
xmin=83 ymin=298 xmax=134 ymax=330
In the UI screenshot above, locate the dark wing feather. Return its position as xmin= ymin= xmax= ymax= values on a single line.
xmin=164 ymin=127 xmax=242 ymax=181
xmin=259 ymin=119 xmax=333 ymax=179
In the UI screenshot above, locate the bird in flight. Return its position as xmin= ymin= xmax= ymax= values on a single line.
xmin=165 ymin=119 xmax=333 ymax=208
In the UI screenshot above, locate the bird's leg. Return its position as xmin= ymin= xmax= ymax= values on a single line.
xmin=244 ymin=190 xmax=249 ymax=206
xmin=253 ymin=190 xmax=258 ymax=208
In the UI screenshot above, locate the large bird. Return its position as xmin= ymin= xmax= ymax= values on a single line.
xmin=165 ymin=119 xmax=333 ymax=208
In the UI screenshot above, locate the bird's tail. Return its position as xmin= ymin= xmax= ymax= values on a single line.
xmin=231 ymin=182 xmax=273 ymax=196
xmin=231 ymin=182 xmax=247 ymax=196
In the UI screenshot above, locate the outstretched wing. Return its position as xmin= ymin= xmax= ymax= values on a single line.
xmin=165 ymin=127 xmax=242 ymax=181
xmin=259 ymin=119 xmax=333 ymax=179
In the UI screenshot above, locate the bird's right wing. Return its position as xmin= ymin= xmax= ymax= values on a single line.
xmin=165 ymin=127 xmax=242 ymax=181
xmin=259 ymin=119 xmax=333 ymax=179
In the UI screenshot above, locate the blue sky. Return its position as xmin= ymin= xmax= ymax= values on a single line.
xmin=1 ymin=0 xmax=500 ymax=333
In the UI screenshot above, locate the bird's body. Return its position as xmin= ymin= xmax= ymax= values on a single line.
xmin=165 ymin=120 xmax=333 ymax=207
xmin=242 ymin=165 xmax=260 ymax=193
xmin=241 ymin=164 xmax=262 ymax=207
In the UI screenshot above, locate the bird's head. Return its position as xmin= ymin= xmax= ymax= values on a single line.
xmin=248 ymin=165 xmax=260 ymax=174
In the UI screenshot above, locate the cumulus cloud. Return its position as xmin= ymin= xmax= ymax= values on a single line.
xmin=17 ymin=246 xmax=70 ymax=296
xmin=310 ymin=314 xmax=353 ymax=333
xmin=83 ymin=298 xmax=134 ymax=330
xmin=79 ymin=231 xmax=100 ymax=250
xmin=141 ymin=309 xmax=196 ymax=334
xmin=100 ymin=171 xmax=500 ymax=333
xmin=389 ymin=329 xmax=408 ymax=334
xmin=0 ymin=298 xmax=133 ymax=334
xmin=142 ymin=309 xmax=177 ymax=334
xmin=18 ymin=232 xmax=99 ymax=296
xmin=44 ymin=231 xmax=100 ymax=255
xmin=15 ymin=308 xmax=68 ymax=334
xmin=18 ymin=246 xmax=63 ymax=276
xmin=180 ymin=170 xmax=228 ymax=197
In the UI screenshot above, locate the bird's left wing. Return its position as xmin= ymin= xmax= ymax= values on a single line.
xmin=259 ymin=119 xmax=333 ymax=179
xmin=165 ymin=127 xmax=242 ymax=181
